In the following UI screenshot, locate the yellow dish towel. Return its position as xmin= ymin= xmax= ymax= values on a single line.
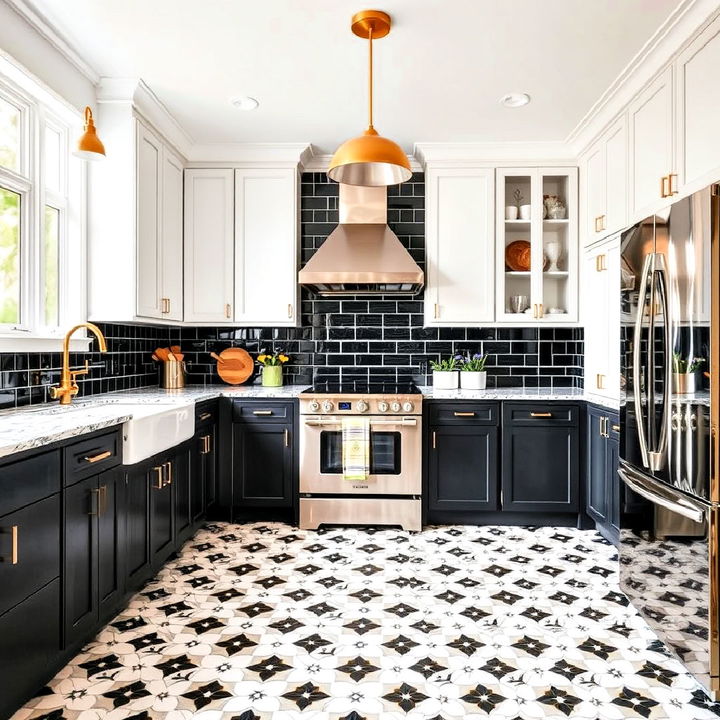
xmin=342 ymin=417 xmax=370 ymax=481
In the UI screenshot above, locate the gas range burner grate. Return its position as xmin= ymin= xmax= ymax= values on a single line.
xmin=302 ymin=380 xmax=421 ymax=396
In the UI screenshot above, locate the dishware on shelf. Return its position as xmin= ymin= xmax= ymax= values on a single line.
xmin=518 ymin=204 xmax=531 ymax=220
xmin=510 ymin=295 xmax=529 ymax=313
xmin=505 ymin=205 xmax=518 ymax=220
xmin=547 ymin=307 xmax=566 ymax=314
xmin=544 ymin=239 xmax=562 ymax=272
xmin=544 ymin=194 xmax=566 ymax=219
xmin=505 ymin=240 xmax=531 ymax=271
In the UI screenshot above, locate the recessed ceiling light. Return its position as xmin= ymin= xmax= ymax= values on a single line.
xmin=231 ymin=96 xmax=259 ymax=111
xmin=500 ymin=93 xmax=531 ymax=108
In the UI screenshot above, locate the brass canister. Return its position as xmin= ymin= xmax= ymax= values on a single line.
xmin=161 ymin=360 xmax=186 ymax=389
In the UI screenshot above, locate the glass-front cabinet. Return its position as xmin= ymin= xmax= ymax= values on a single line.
xmin=495 ymin=167 xmax=578 ymax=324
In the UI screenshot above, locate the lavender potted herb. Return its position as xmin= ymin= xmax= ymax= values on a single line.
xmin=430 ymin=356 xmax=459 ymax=389
xmin=458 ymin=352 xmax=488 ymax=390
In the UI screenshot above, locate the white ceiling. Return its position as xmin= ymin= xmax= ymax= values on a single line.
xmin=32 ymin=0 xmax=680 ymax=153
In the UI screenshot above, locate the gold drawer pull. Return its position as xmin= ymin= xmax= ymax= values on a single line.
xmin=200 ymin=435 xmax=211 ymax=455
xmin=199 ymin=412 xmax=212 ymax=421
xmin=253 ymin=410 xmax=273 ymax=416
xmin=99 ymin=485 xmax=108 ymax=515
xmin=454 ymin=412 xmax=476 ymax=417
xmin=669 ymin=173 xmax=678 ymax=196
xmin=164 ymin=461 xmax=173 ymax=486
xmin=596 ymin=373 xmax=606 ymax=390
xmin=432 ymin=430 xmax=436 ymax=449
xmin=284 ymin=429 xmax=290 ymax=447
xmin=612 ymin=424 xmax=620 ymax=432
xmin=288 ymin=303 xmax=293 ymax=319
xmin=84 ymin=450 xmax=112 ymax=463
xmin=153 ymin=466 xmax=164 ymax=490
xmin=1 ymin=526 xmax=18 ymax=565
xmin=530 ymin=412 xmax=553 ymax=418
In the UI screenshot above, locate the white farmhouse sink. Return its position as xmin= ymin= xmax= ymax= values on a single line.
xmin=120 ymin=403 xmax=195 ymax=465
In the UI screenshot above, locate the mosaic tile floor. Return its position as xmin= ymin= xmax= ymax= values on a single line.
xmin=13 ymin=522 xmax=720 ymax=720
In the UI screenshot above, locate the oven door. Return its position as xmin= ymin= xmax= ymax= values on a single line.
xmin=619 ymin=460 xmax=720 ymax=698
xmin=299 ymin=415 xmax=421 ymax=495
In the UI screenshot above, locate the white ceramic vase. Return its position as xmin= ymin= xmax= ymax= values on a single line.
xmin=460 ymin=371 xmax=487 ymax=390
xmin=433 ymin=370 xmax=459 ymax=389
xmin=545 ymin=240 xmax=562 ymax=272
xmin=505 ymin=205 xmax=518 ymax=220
xmin=519 ymin=204 xmax=532 ymax=220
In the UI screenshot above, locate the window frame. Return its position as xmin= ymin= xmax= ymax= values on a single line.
xmin=0 ymin=54 xmax=87 ymax=351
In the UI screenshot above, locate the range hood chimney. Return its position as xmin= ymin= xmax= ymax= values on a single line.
xmin=298 ymin=184 xmax=424 ymax=296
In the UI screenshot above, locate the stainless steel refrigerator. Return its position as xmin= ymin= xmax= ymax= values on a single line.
xmin=618 ymin=183 xmax=719 ymax=698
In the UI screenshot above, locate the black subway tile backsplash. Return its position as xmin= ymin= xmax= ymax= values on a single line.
xmin=0 ymin=172 xmax=583 ymax=407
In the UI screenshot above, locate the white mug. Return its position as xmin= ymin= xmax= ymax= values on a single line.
xmin=505 ymin=205 xmax=518 ymax=220
xmin=519 ymin=204 xmax=531 ymax=220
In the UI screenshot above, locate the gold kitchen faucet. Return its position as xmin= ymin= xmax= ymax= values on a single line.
xmin=50 ymin=323 xmax=108 ymax=405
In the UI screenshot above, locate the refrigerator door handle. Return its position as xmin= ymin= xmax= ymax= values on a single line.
xmin=648 ymin=254 xmax=671 ymax=473
xmin=619 ymin=461 xmax=706 ymax=524
xmin=633 ymin=253 xmax=654 ymax=469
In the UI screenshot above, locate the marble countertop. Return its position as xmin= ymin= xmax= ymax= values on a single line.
xmin=419 ymin=386 xmax=588 ymax=401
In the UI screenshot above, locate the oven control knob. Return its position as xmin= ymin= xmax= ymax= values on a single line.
xmin=378 ymin=401 xmax=389 ymax=413
xmin=309 ymin=400 xmax=320 ymax=412
xmin=390 ymin=401 xmax=401 ymax=413
xmin=402 ymin=401 xmax=414 ymax=413
xmin=322 ymin=400 xmax=334 ymax=413
xmin=356 ymin=400 xmax=369 ymax=413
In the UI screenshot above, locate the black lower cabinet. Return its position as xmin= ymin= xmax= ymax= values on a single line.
xmin=172 ymin=446 xmax=193 ymax=547
xmin=501 ymin=403 xmax=580 ymax=513
xmin=125 ymin=462 xmax=152 ymax=588
xmin=427 ymin=404 xmax=499 ymax=515
xmin=193 ymin=403 xmax=218 ymax=523
xmin=64 ymin=468 xmax=125 ymax=649
xmin=586 ymin=405 xmax=620 ymax=544
xmin=150 ymin=460 xmax=174 ymax=569
xmin=232 ymin=401 xmax=294 ymax=516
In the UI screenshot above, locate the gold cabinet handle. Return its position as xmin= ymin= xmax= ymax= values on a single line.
xmin=669 ymin=172 xmax=678 ymax=196
xmin=612 ymin=424 xmax=620 ymax=432
xmin=99 ymin=485 xmax=108 ymax=515
xmin=84 ymin=450 xmax=112 ymax=464
xmin=253 ymin=410 xmax=273 ymax=416
xmin=199 ymin=412 xmax=212 ymax=421
xmin=1 ymin=526 xmax=18 ymax=565
xmin=200 ymin=434 xmax=211 ymax=455
xmin=661 ymin=174 xmax=671 ymax=198
xmin=432 ymin=430 xmax=436 ymax=449
xmin=288 ymin=303 xmax=293 ymax=319
xmin=88 ymin=487 xmax=100 ymax=516
xmin=453 ymin=412 xmax=476 ymax=417
xmin=434 ymin=303 xmax=440 ymax=319
xmin=225 ymin=303 xmax=232 ymax=319
xmin=538 ymin=303 xmax=544 ymax=318
xmin=594 ymin=216 xmax=602 ymax=233
xmin=161 ymin=297 xmax=170 ymax=314
xmin=164 ymin=461 xmax=173 ymax=486
xmin=530 ymin=412 xmax=553 ymax=418
xmin=596 ymin=373 xmax=606 ymax=390
xmin=532 ymin=304 xmax=538 ymax=319
xmin=153 ymin=465 xmax=164 ymax=490
xmin=284 ymin=428 xmax=290 ymax=447
xmin=596 ymin=254 xmax=607 ymax=272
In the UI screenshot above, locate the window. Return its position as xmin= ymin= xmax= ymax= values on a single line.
xmin=0 ymin=57 xmax=85 ymax=349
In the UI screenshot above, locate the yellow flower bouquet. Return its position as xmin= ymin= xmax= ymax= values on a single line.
xmin=257 ymin=349 xmax=289 ymax=387
xmin=256 ymin=349 xmax=290 ymax=367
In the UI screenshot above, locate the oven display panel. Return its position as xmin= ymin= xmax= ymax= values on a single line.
xmin=338 ymin=402 xmax=352 ymax=411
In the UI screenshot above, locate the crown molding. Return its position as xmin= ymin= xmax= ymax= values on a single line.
xmin=566 ymin=0 xmax=719 ymax=155
xmin=4 ymin=0 xmax=100 ymax=85
xmin=413 ymin=141 xmax=577 ymax=167
xmin=187 ymin=142 xmax=314 ymax=167
xmin=303 ymin=151 xmax=423 ymax=173
xmin=96 ymin=77 xmax=194 ymax=159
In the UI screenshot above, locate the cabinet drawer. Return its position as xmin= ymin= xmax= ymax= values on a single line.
xmin=428 ymin=403 xmax=498 ymax=425
xmin=503 ymin=403 xmax=578 ymax=426
xmin=196 ymin=400 xmax=218 ymax=426
xmin=0 ymin=450 xmax=61 ymax=517
xmin=0 ymin=493 xmax=60 ymax=616
xmin=0 ymin=578 xmax=61 ymax=720
xmin=232 ymin=401 xmax=293 ymax=423
xmin=64 ymin=430 xmax=122 ymax=485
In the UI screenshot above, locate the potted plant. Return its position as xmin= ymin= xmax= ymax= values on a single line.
xmin=672 ymin=353 xmax=705 ymax=394
xmin=257 ymin=349 xmax=290 ymax=387
xmin=430 ymin=356 xmax=459 ymax=389
xmin=458 ymin=352 xmax=488 ymax=390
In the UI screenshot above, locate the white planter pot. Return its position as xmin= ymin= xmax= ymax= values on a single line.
xmin=519 ymin=204 xmax=532 ymax=220
xmin=432 ymin=370 xmax=459 ymax=389
xmin=460 ymin=371 xmax=487 ymax=390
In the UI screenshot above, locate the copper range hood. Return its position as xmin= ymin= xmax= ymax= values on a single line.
xmin=298 ymin=184 xmax=424 ymax=296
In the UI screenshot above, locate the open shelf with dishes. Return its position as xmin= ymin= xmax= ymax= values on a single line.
xmin=496 ymin=167 xmax=578 ymax=324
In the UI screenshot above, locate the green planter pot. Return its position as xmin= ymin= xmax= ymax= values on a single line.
xmin=262 ymin=365 xmax=283 ymax=387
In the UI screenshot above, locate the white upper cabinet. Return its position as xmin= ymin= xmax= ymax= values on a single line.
xmin=424 ymin=167 xmax=495 ymax=326
xmin=628 ymin=66 xmax=675 ymax=221
xmin=184 ymin=169 xmax=235 ymax=324
xmin=581 ymin=115 xmax=627 ymax=245
xmin=234 ymin=168 xmax=299 ymax=326
xmin=675 ymin=13 xmax=720 ymax=195
xmin=161 ymin=149 xmax=184 ymax=322
xmin=496 ymin=167 xmax=578 ymax=324
xmin=582 ymin=235 xmax=620 ymax=402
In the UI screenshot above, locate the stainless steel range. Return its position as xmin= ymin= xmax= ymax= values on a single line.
xmin=298 ymin=381 xmax=422 ymax=531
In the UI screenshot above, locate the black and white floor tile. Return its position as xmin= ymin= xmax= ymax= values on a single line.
xmin=13 ymin=523 xmax=720 ymax=720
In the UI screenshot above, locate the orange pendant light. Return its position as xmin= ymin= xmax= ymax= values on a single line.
xmin=328 ymin=10 xmax=411 ymax=187
xmin=73 ymin=106 xmax=106 ymax=161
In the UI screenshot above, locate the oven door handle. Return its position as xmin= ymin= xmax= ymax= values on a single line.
xmin=618 ymin=461 xmax=706 ymax=524
xmin=302 ymin=417 xmax=418 ymax=427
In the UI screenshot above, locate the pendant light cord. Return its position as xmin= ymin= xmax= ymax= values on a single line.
xmin=368 ymin=25 xmax=374 ymax=132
